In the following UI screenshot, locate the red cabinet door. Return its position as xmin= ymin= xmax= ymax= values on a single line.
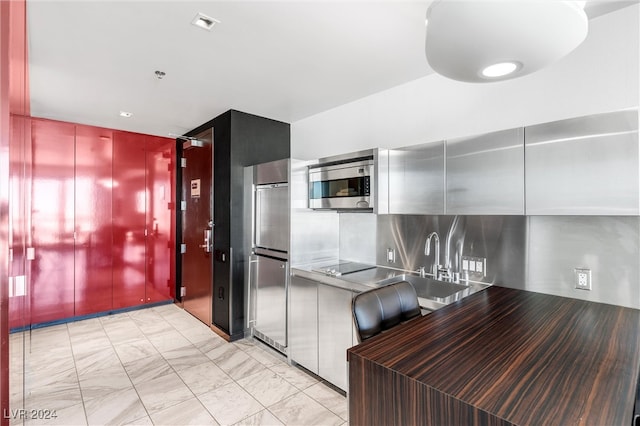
xmin=29 ymin=119 xmax=76 ymax=324
xmin=74 ymin=125 xmax=113 ymax=316
xmin=112 ymin=131 xmax=146 ymax=309
xmin=145 ymin=136 xmax=175 ymax=303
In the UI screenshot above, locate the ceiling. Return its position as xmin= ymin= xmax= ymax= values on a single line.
xmin=26 ymin=1 xmax=637 ymax=139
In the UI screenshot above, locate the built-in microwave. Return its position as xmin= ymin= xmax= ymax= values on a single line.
xmin=308 ymin=157 xmax=374 ymax=210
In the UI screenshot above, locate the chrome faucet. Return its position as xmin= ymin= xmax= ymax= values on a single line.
xmin=424 ymin=232 xmax=440 ymax=276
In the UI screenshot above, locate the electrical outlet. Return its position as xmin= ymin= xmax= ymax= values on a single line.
xmin=461 ymin=256 xmax=487 ymax=277
xmin=574 ymin=268 xmax=592 ymax=291
xmin=387 ymin=248 xmax=396 ymax=263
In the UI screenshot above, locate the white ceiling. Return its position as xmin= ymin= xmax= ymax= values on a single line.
xmin=26 ymin=0 xmax=637 ymax=138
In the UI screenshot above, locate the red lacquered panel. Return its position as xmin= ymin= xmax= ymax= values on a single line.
xmin=8 ymin=0 xmax=29 ymax=117
xmin=29 ymin=119 xmax=76 ymax=324
xmin=74 ymin=125 xmax=113 ymax=316
xmin=112 ymin=131 xmax=146 ymax=309
xmin=1 ymin=2 xmax=13 ymax=420
xmin=8 ymin=115 xmax=31 ymax=329
xmin=145 ymin=136 xmax=175 ymax=302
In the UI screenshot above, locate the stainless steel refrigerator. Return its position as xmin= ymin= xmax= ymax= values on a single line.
xmin=249 ymin=159 xmax=289 ymax=354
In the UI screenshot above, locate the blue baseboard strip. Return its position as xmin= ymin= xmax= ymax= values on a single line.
xmin=9 ymin=299 xmax=175 ymax=334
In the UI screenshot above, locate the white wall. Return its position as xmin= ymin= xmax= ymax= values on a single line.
xmin=291 ymin=5 xmax=639 ymax=160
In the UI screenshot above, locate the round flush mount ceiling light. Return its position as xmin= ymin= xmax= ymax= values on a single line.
xmin=425 ymin=1 xmax=588 ymax=83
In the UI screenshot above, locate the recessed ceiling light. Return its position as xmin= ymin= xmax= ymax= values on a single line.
xmin=119 ymin=111 xmax=133 ymax=118
xmin=481 ymin=62 xmax=520 ymax=78
xmin=191 ymin=12 xmax=220 ymax=31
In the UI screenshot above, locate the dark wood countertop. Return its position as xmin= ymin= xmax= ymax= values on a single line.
xmin=348 ymin=286 xmax=640 ymax=425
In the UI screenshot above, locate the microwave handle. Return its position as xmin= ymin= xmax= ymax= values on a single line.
xmin=356 ymin=200 xmax=370 ymax=208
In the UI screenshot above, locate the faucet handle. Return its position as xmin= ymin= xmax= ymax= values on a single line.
xmin=437 ymin=266 xmax=451 ymax=281
xmin=432 ymin=264 xmax=442 ymax=276
xmin=416 ymin=266 xmax=427 ymax=278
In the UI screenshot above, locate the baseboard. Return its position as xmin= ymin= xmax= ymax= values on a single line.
xmin=10 ymin=299 xmax=175 ymax=333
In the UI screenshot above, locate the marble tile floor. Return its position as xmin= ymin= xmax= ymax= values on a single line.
xmin=8 ymin=304 xmax=348 ymax=426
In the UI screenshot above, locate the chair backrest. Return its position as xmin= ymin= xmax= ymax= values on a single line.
xmin=352 ymin=280 xmax=421 ymax=342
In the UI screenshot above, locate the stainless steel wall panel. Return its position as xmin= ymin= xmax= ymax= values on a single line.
xmin=291 ymin=159 xmax=339 ymax=265
xmin=375 ymin=149 xmax=389 ymax=214
xmin=289 ymin=275 xmax=318 ymax=373
xmin=375 ymin=214 xmax=525 ymax=286
xmin=388 ymin=141 xmax=445 ymax=215
xmin=376 ymin=214 xmax=448 ymax=272
xmin=525 ymin=110 xmax=639 ymax=215
xmin=446 ymin=128 xmax=525 ymax=215
xmin=339 ymin=213 xmax=377 ymax=265
xmin=290 ymin=159 xmax=310 ymax=210
xmin=291 ymin=210 xmax=339 ymax=264
xmin=522 ymin=216 xmax=640 ymax=309
xmin=375 ymin=214 xmax=636 ymax=309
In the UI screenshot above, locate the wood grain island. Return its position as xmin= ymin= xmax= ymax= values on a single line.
xmin=348 ymin=286 xmax=640 ymax=426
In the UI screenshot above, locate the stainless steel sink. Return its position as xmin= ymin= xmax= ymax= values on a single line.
xmin=376 ymin=274 xmax=471 ymax=307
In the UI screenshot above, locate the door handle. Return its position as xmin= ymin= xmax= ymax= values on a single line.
xmin=199 ymin=229 xmax=211 ymax=252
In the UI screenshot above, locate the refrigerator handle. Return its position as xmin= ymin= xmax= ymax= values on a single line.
xmin=247 ymin=254 xmax=259 ymax=327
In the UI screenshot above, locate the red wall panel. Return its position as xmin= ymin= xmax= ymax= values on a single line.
xmin=1 ymin=1 xmax=15 ymax=422
xmin=145 ymin=136 xmax=175 ymax=302
xmin=8 ymin=115 xmax=31 ymax=329
xmin=7 ymin=117 xmax=175 ymax=325
xmin=74 ymin=125 xmax=113 ymax=316
xmin=112 ymin=131 xmax=147 ymax=309
xmin=7 ymin=0 xmax=28 ymax=117
xmin=29 ymin=119 xmax=76 ymax=324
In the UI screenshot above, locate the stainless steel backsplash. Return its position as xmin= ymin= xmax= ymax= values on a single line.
xmin=367 ymin=214 xmax=639 ymax=309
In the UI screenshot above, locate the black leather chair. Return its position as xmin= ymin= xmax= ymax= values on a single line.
xmin=352 ymin=280 xmax=421 ymax=342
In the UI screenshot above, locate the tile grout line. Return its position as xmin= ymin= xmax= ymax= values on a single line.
xmin=99 ymin=311 xmax=158 ymax=425
xmin=130 ymin=306 xmax=230 ymax=425
xmin=159 ymin=307 xmax=244 ymax=426
xmin=66 ymin=322 xmax=91 ymax=426
xmin=105 ymin=308 xmax=215 ymax=424
xmin=245 ymin=339 xmax=348 ymax=423
xmin=158 ymin=306 xmax=277 ymax=425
